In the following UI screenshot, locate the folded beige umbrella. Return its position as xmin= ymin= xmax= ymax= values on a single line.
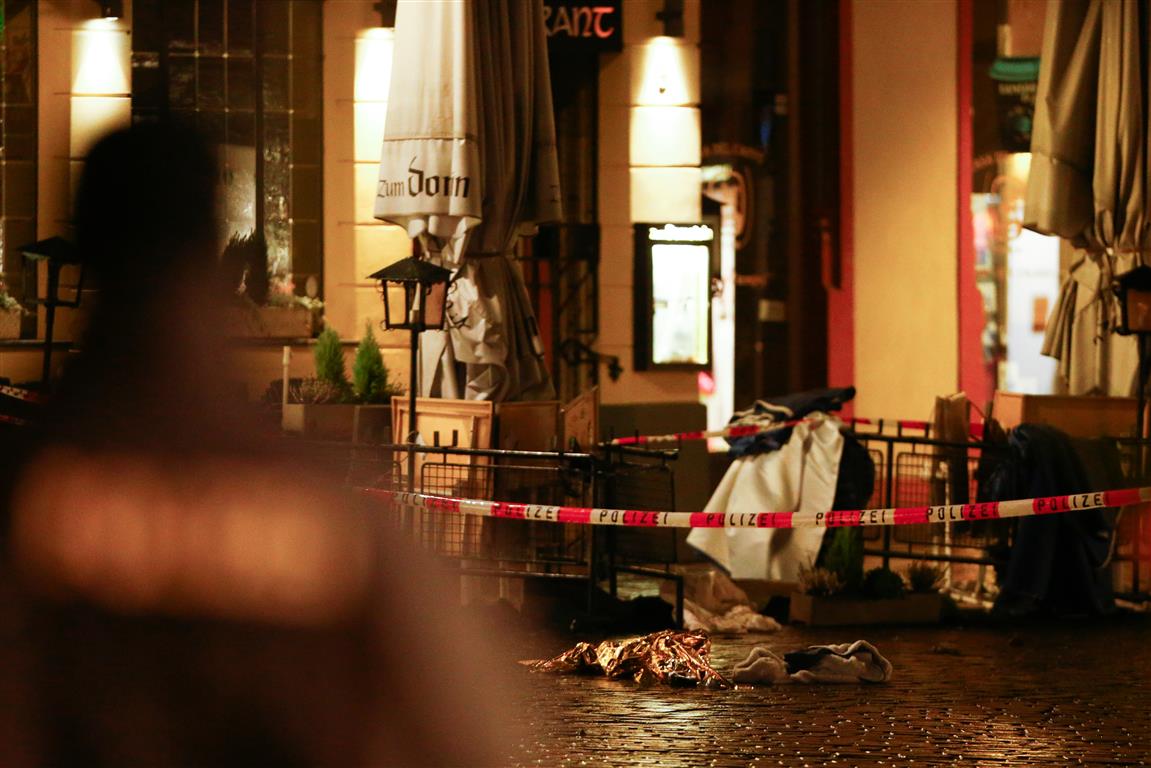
xmin=1027 ymin=0 xmax=1148 ymax=395
xmin=374 ymin=0 xmax=560 ymax=402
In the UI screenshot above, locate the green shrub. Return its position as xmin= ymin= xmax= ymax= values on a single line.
xmin=905 ymin=562 xmax=946 ymax=594
xmin=314 ymin=326 xmax=349 ymax=398
xmin=352 ymin=324 xmax=390 ymax=404
xmin=862 ymin=567 xmax=905 ymax=599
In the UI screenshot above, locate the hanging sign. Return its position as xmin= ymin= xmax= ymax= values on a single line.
xmin=543 ymin=0 xmax=623 ymax=52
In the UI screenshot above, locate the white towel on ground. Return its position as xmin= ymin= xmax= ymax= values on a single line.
xmin=732 ymin=640 xmax=892 ymax=685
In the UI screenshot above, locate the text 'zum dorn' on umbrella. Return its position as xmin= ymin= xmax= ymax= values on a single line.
xmin=373 ymin=0 xmax=562 ymax=402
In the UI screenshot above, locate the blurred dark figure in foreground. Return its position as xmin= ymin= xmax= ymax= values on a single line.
xmin=0 ymin=123 xmax=516 ymax=766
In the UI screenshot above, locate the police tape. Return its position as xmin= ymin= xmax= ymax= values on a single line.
xmin=0 ymin=385 xmax=42 ymax=404
xmin=362 ymin=487 xmax=1150 ymax=529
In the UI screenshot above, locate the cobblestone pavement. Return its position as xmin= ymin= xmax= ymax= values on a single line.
xmin=506 ymin=619 xmax=1151 ymax=767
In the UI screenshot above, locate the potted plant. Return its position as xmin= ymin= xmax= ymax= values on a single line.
xmin=220 ymin=232 xmax=321 ymax=338
xmin=351 ymin=323 xmax=403 ymax=444
xmin=282 ymin=326 xmax=357 ymax=439
xmin=789 ymin=529 xmax=945 ymax=626
xmin=281 ymin=325 xmax=402 ymax=441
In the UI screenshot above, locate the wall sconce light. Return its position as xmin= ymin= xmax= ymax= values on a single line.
xmin=656 ymin=0 xmax=684 ymax=37
xmin=93 ymin=0 xmax=123 ymax=20
xmin=373 ymin=0 xmax=397 ymax=27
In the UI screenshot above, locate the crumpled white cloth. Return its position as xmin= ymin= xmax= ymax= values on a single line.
xmin=687 ymin=413 xmax=844 ymax=581
xmin=732 ymin=640 xmax=892 ymax=685
xmin=683 ymin=602 xmax=781 ymax=635
xmin=659 ymin=568 xmax=780 ymax=635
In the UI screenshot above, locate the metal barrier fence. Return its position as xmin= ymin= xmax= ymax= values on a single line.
xmin=855 ymin=429 xmax=1009 ymax=568
xmin=596 ymin=446 xmax=683 ymax=618
xmin=294 ymin=424 xmax=1150 ymax=613
xmin=364 ymin=442 xmax=686 ymax=625
xmin=372 ymin=444 xmax=593 ymax=578
xmin=853 ymin=425 xmax=1151 ymax=602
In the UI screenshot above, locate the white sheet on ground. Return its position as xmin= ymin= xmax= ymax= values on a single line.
xmin=659 ymin=567 xmax=780 ymax=634
xmin=686 ymin=413 xmax=844 ymax=581
xmin=682 ymin=601 xmax=781 ymax=634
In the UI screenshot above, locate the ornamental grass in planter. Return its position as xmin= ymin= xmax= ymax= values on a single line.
xmin=789 ymin=529 xmax=944 ymax=626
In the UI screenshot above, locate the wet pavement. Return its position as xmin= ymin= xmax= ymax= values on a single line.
xmin=506 ymin=619 xmax=1151 ymax=766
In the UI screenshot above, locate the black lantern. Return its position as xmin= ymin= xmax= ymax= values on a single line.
xmin=1114 ymin=266 xmax=1151 ymax=336
xmin=368 ymin=255 xmax=452 ymax=492
xmin=369 ymin=256 xmax=451 ymax=332
xmin=1114 ymin=267 xmax=1151 ymax=467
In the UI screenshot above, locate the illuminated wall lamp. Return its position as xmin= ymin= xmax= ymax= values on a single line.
xmin=92 ymin=0 xmax=123 ymax=20
xmin=655 ymin=0 xmax=684 ymax=37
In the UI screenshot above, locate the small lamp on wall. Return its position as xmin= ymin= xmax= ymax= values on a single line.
xmin=91 ymin=0 xmax=123 ymax=20
xmin=369 ymin=255 xmax=452 ymax=491
xmin=656 ymin=0 xmax=684 ymax=37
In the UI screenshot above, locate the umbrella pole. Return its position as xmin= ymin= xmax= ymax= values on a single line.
xmin=407 ymin=325 xmax=419 ymax=494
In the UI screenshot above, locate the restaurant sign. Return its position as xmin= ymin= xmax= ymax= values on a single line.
xmin=543 ymin=0 xmax=622 ymax=52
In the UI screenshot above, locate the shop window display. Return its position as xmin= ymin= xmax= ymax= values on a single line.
xmin=131 ymin=0 xmax=322 ymax=301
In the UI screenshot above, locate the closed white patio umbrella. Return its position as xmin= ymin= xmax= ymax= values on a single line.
xmin=374 ymin=0 xmax=561 ymax=402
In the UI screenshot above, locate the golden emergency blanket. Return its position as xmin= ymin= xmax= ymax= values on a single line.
xmin=522 ymin=630 xmax=731 ymax=689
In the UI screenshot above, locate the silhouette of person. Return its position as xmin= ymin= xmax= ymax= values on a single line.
xmin=2 ymin=122 xmax=517 ymax=766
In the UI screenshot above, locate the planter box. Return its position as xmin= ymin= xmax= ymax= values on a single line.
xmin=0 ymin=311 xmax=19 ymax=339
xmin=353 ymin=404 xmax=392 ymax=445
xmin=789 ymin=592 xmax=943 ymax=626
xmin=224 ymin=305 xmax=316 ymax=339
xmin=282 ymin=403 xmax=357 ymax=440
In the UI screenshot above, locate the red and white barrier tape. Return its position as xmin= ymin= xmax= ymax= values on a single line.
xmin=0 ymin=385 xmax=42 ymax=404
xmin=0 ymin=413 xmax=27 ymax=427
xmin=363 ymin=487 xmax=1149 ymax=529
